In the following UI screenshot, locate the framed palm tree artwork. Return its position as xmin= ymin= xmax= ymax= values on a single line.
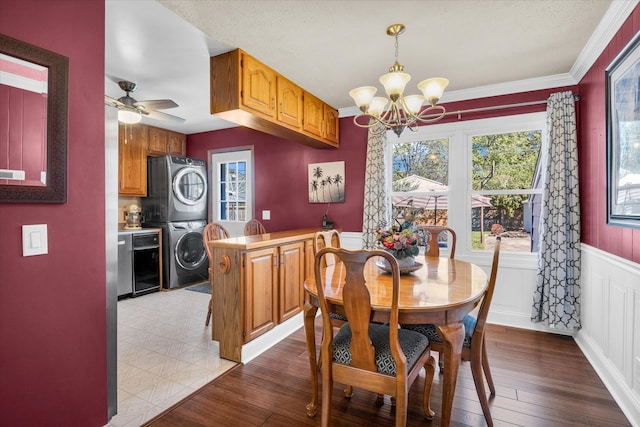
xmin=308 ymin=161 xmax=345 ymax=203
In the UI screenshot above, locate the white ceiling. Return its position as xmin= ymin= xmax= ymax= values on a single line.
xmin=105 ymin=0 xmax=632 ymax=135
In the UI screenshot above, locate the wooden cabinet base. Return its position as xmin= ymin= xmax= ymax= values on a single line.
xmin=209 ymin=228 xmax=324 ymax=362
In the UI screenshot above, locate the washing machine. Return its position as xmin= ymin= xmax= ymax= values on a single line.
xmin=149 ymin=220 xmax=209 ymax=289
xmin=143 ymin=156 xmax=208 ymax=222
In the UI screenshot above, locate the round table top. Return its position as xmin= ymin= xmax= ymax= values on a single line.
xmin=304 ymin=256 xmax=488 ymax=315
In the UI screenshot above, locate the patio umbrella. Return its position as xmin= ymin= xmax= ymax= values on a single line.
xmin=391 ymin=175 xmax=492 ymax=209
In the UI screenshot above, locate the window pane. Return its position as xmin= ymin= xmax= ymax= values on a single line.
xmin=471 ymin=131 xmax=541 ymax=190
xmin=392 ymin=139 xmax=449 ymax=187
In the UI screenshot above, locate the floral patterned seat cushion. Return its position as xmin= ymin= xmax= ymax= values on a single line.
xmin=401 ymin=314 xmax=477 ymax=348
xmin=332 ymin=323 xmax=430 ymax=376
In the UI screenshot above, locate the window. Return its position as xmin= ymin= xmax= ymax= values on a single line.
xmin=386 ymin=112 xmax=546 ymax=255
xmin=210 ymin=149 xmax=253 ymax=236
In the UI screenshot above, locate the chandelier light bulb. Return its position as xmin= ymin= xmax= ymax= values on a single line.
xmin=418 ymin=78 xmax=449 ymax=106
xmin=379 ymin=71 xmax=410 ymax=101
xmin=368 ymin=97 xmax=389 ymax=117
xmin=349 ymin=86 xmax=377 ymax=112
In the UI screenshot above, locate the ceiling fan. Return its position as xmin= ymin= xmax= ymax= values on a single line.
xmin=105 ymin=80 xmax=185 ymax=124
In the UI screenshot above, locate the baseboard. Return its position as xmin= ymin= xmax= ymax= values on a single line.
xmin=240 ymin=312 xmax=304 ymax=364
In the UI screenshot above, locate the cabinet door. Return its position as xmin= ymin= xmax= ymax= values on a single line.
xmin=147 ymin=126 xmax=168 ymax=155
xmin=324 ymin=105 xmax=339 ymax=145
xmin=244 ymin=248 xmax=278 ymax=342
xmin=118 ymin=124 xmax=148 ymax=196
xmin=241 ymin=54 xmax=276 ymax=119
xmin=302 ymin=91 xmax=324 ymax=138
xmin=278 ymin=241 xmax=305 ymax=322
xmin=167 ymin=131 xmax=186 ymax=156
xmin=277 ymin=76 xmax=302 ymax=129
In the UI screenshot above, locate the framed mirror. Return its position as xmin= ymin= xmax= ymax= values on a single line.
xmin=0 ymin=33 xmax=68 ymax=203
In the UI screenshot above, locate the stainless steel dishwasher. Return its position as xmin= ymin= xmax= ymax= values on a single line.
xmin=117 ymin=234 xmax=133 ymax=297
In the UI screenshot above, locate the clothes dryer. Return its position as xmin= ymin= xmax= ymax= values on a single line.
xmin=148 ymin=220 xmax=209 ymax=289
xmin=143 ymin=156 xmax=208 ymax=222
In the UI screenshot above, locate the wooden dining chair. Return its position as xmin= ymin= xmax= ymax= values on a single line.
xmin=313 ymin=230 xmax=347 ymax=325
xmin=403 ymin=236 xmax=501 ymax=426
xmin=203 ymin=222 xmax=230 ymax=326
xmin=314 ymin=247 xmax=437 ymax=427
xmin=419 ymin=225 xmax=456 ymax=258
xmin=243 ymin=219 xmax=267 ymax=236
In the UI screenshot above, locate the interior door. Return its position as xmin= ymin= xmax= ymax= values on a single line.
xmin=210 ymin=149 xmax=253 ymax=236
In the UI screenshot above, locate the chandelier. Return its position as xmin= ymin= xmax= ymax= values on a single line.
xmin=349 ymin=24 xmax=449 ymax=137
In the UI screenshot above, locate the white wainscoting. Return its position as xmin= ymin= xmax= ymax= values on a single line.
xmin=577 ymin=245 xmax=640 ymax=427
xmin=340 ymin=232 xmax=640 ymax=426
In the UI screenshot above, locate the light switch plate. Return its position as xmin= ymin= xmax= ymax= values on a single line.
xmin=262 ymin=210 xmax=271 ymax=220
xmin=22 ymin=224 xmax=48 ymax=256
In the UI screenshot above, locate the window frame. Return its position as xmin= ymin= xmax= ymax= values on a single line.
xmin=385 ymin=112 xmax=547 ymax=268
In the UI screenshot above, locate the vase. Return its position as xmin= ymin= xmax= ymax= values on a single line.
xmin=382 ymin=253 xmax=416 ymax=270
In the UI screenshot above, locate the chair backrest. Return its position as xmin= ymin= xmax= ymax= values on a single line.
xmin=420 ymin=225 xmax=457 ymax=258
xmin=313 ymin=230 xmax=341 ymax=267
xmin=203 ymin=222 xmax=230 ymax=261
xmin=243 ymin=219 xmax=267 ymax=236
xmin=314 ymin=248 xmax=405 ymax=373
xmin=472 ymin=236 xmax=501 ymax=340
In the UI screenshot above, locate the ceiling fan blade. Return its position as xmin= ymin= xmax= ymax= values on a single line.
xmin=104 ymin=95 xmax=124 ymax=107
xmin=134 ymin=99 xmax=178 ymax=110
xmin=142 ymin=109 xmax=185 ymax=123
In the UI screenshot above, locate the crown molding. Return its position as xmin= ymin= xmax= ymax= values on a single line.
xmin=570 ymin=0 xmax=639 ymax=82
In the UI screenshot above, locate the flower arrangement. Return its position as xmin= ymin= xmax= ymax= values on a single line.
xmin=375 ymin=227 xmax=420 ymax=259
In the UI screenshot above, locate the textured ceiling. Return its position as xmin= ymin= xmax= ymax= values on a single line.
xmin=105 ymin=0 xmax=625 ymax=134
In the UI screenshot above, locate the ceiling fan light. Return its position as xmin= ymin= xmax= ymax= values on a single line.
xmin=379 ymin=71 xmax=410 ymax=100
xmin=403 ymin=95 xmax=425 ymax=114
xmin=368 ymin=97 xmax=389 ymax=117
xmin=118 ymin=108 xmax=142 ymax=124
xmin=349 ymin=86 xmax=377 ymax=112
xmin=418 ymin=77 xmax=449 ymax=106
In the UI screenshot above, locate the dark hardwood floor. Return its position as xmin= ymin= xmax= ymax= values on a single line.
xmin=144 ymin=323 xmax=630 ymax=427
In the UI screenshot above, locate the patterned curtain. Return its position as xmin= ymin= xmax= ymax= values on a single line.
xmin=362 ymin=123 xmax=389 ymax=249
xmin=531 ymin=91 xmax=581 ymax=330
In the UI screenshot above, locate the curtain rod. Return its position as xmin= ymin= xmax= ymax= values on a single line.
xmin=434 ymin=93 xmax=581 ymax=120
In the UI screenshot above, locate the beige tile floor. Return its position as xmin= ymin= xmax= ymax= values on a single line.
xmin=106 ymin=285 xmax=236 ymax=427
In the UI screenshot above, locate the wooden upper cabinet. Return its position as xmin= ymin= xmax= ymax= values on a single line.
xmin=302 ymin=91 xmax=324 ymax=139
xmin=147 ymin=126 xmax=168 ymax=155
xmin=167 ymin=131 xmax=186 ymax=156
xmin=324 ymin=105 xmax=339 ymax=145
xmin=210 ymin=49 xmax=338 ymax=149
xmin=241 ymin=53 xmax=276 ymax=119
xmin=302 ymin=91 xmax=339 ymax=146
xmin=118 ymin=123 xmax=148 ymax=196
xmin=147 ymin=125 xmax=186 ymax=157
xmin=276 ymin=76 xmax=302 ymax=129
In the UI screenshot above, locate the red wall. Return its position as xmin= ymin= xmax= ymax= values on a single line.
xmin=0 ymin=1 xmax=108 ymax=426
xmin=188 ymin=122 xmax=368 ymax=232
xmin=578 ymin=4 xmax=640 ymax=263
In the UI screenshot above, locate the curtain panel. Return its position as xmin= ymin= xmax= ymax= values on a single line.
xmin=531 ymin=91 xmax=581 ymax=331
xmin=361 ymin=124 xmax=389 ymax=249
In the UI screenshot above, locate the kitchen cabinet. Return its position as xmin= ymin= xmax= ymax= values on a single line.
xmin=210 ymin=49 xmax=339 ymax=149
xmin=209 ymin=229 xmax=320 ymax=362
xmin=302 ymin=91 xmax=339 ymax=145
xmin=147 ymin=126 xmax=186 ymax=156
xmin=118 ymin=123 xmax=148 ymax=196
xmin=241 ymin=53 xmax=277 ymax=119
xmin=276 ymin=76 xmax=303 ymax=129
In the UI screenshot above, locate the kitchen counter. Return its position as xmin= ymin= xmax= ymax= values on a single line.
xmin=117 ymin=225 xmax=162 ymax=235
xmin=208 ymin=228 xmax=334 ymax=251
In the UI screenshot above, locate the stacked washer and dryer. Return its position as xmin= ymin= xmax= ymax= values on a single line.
xmin=142 ymin=156 xmax=209 ymax=289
